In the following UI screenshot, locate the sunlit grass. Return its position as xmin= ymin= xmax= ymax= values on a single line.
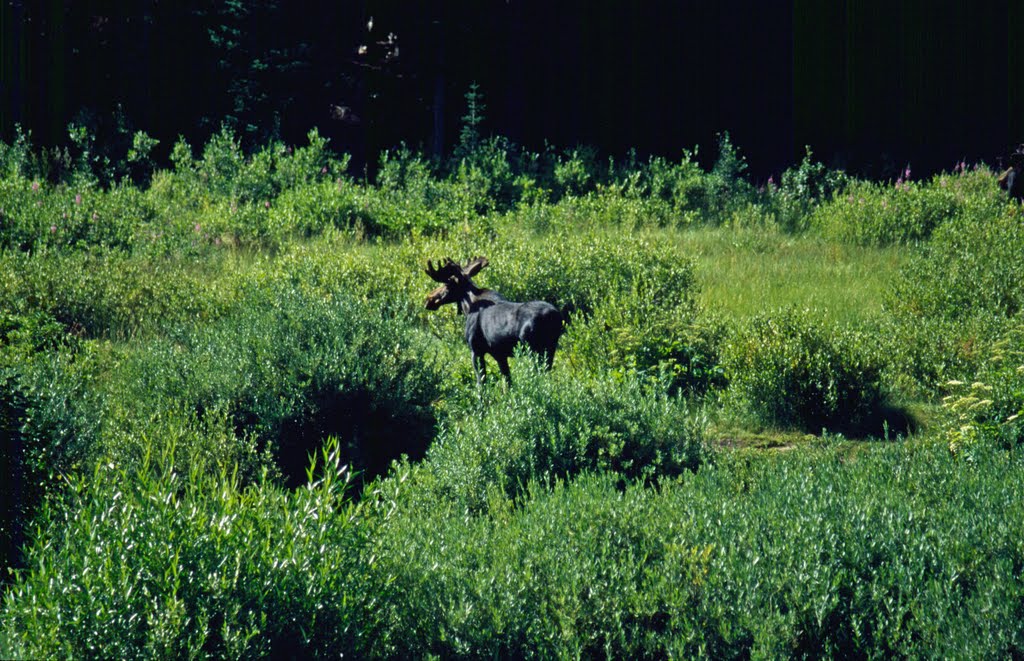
xmin=672 ymin=226 xmax=908 ymax=326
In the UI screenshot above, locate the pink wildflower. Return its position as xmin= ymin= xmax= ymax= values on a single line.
xmin=50 ymin=225 xmax=57 ymax=233
xmin=74 ymin=194 xmax=82 ymax=205
xmin=264 ymin=200 xmax=271 ymax=209
xmin=31 ymin=181 xmax=40 ymax=192
xmin=194 ymin=223 xmax=202 ymax=233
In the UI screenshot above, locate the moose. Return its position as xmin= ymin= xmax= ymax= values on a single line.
xmin=997 ymin=144 xmax=1024 ymax=202
xmin=424 ymin=256 xmax=563 ymax=383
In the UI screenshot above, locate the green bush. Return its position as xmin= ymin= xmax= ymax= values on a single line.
xmin=0 ymin=178 xmax=144 ymax=252
xmin=420 ymin=364 xmax=710 ymax=513
xmin=367 ymin=443 xmax=1024 ymax=658
xmin=873 ymin=313 xmax=1003 ymax=400
xmin=616 ymin=135 xmax=755 ymax=225
xmin=269 ymin=179 xmax=363 ymax=240
xmin=193 ymin=126 xmax=345 ymax=205
xmin=273 ymin=129 xmax=349 ymax=191
xmin=11 ymin=439 xmax=1024 ymax=658
xmin=810 ymin=167 xmax=1007 ymax=246
xmin=0 ymin=250 xmax=238 ymax=339
xmin=366 ymin=146 xmax=480 ymax=237
xmin=767 ymin=146 xmax=849 ymax=231
xmin=196 ymin=125 xmax=275 ymax=202
xmin=703 ymin=132 xmax=755 ymax=221
xmin=0 ymin=125 xmax=42 ymax=180
xmin=942 ymin=321 xmax=1024 ymax=457
xmin=1 ymin=439 xmax=374 ymax=659
xmin=633 ymin=152 xmax=708 ymax=218
xmin=0 ymin=311 xmax=79 ymax=576
xmin=369 ymin=471 xmax=713 ymax=658
xmin=477 ymin=226 xmax=698 ymax=318
xmin=452 ymin=136 xmax=522 ymax=213
xmin=723 ymin=310 xmax=887 ymax=433
xmin=142 ymin=128 xmax=349 ymax=251
xmin=0 ymin=322 xmax=105 ymax=579
xmin=103 ymin=282 xmax=441 ymax=484
xmin=888 ymin=205 xmax=1024 ymax=320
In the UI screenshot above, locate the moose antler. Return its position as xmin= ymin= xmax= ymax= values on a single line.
xmin=424 ymin=257 xmax=462 ymax=282
xmin=462 ymin=256 xmax=489 ymax=277
xmin=425 ymin=256 xmax=489 ymax=282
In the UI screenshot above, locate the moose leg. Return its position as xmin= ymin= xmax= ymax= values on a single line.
xmin=496 ymin=355 xmax=512 ymax=383
xmin=473 ymin=352 xmax=487 ymax=385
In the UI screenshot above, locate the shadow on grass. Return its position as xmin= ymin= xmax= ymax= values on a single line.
xmin=825 ymin=402 xmax=923 ymax=441
xmin=232 ymin=388 xmax=438 ymax=490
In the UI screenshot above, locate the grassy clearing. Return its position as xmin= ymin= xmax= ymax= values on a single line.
xmin=680 ymin=226 xmax=908 ymax=326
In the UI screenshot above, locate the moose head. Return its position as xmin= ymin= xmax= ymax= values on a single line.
xmin=424 ymin=256 xmax=562 ymax=383
xmin=424 ymin=256 xmax=489 ymax=312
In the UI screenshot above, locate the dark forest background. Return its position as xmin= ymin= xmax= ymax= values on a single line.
xmin=2 ymin=0 xmax=1023 ymax=180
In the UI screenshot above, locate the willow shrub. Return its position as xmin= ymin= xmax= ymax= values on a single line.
xmin=0 ymin=250 xmax=241 ymax=340
xmin=0 ymin=176 xmax=146 ymax=252
xmin=7 ymin=434 xmax=1024 ymax=658
xmin=0 ymin=311 xmax=92 ymax=577
xmin=1 ymin=439 xmax=376 ymax=659
xmin=101 ymin=281 xmax=441 ymax=485
xmin=418 ymin=362 xmax=710 ymax=513
xmin=490 ymin=227 xmax=708 ymax=382
xmin=723 ymin=310 xmax=887 ymax=433
xmin=480 ymin=223 xmax=700 ymax=321
xmin=809 ymin=168 xmax=1007 ymax=246
xmin=888 ymin=205 xmax=1024 ymax=321
xmin=368 ymin=442 xmax=1024 ymax=658
xmin=874 ymin=202 xmax=1024 ymax=397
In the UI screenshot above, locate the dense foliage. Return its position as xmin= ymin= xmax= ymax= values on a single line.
xmin=3 ymin=123 xmax=1024 ymax=657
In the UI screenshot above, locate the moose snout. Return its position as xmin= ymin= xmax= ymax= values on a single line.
xmin=425 ymin=285 xmax=448 ymax=310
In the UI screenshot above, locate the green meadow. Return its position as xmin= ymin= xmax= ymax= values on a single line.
xmin=3 ymin=126 xmax=1024 ymax=657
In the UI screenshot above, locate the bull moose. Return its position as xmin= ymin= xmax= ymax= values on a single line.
xmin=998 ymin=144 xmax=1024 ymax=202
xmin=424 ymin=256 xmax=563 ymax=383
